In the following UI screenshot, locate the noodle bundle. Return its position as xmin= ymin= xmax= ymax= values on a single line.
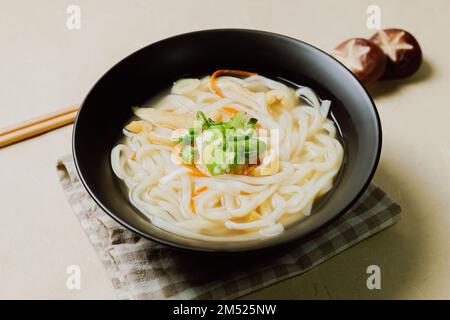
xmin=111 ymin=71 xmax=343 ymax=241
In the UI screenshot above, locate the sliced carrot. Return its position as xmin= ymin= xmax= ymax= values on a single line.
xmin=182 ymin=164 xmax=207 ymax=177
xmin=195 ymin=186 xmax=209 ymax=194
xmin=190 ymin=198 xmax=196 ymax=214
xmin=187 ymin=171 xmax=206 ymax=177
xmin=210 ymin=69 xmax=257 ymax=98
xmin=222 ymin=106 xmax=240 ymax=115
xmin=181 ymin=163 xmax=196 ymax=170
xmin=191 ymin=167 xmax=207 ymax=177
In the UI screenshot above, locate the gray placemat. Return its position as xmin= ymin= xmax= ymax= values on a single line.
xmin=57 ymin=154 xmax=401 ymax=299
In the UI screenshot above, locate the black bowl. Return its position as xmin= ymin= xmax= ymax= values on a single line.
xmin=73 ymin=29 xmax=381 ymax=253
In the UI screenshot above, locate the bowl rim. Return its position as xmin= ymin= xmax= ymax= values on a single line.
xmin=72 ymin=28 xmax=382 ymax=253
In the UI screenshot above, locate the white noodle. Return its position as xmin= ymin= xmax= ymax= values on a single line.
xmin=110 ymin=74 xmax=344 ymax=241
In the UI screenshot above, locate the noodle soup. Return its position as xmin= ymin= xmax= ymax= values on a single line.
xmin=111 ymin=70 xmax=344 ymax=241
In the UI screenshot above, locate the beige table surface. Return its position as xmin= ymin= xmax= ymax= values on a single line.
xmin=1 ymin=0 xmax=449 ymax=299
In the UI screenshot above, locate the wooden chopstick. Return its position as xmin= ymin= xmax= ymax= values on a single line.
xmin=0 ymin=106 xmax=79 ymax=136
xmin=0 ymin=107 xmax=79 ymax=148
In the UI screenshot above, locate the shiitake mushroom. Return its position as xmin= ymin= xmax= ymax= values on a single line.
xmin=333 ymin=38 xmax=387 ymax=84
xmin=370 ymin=28 xmax=422 ymax=79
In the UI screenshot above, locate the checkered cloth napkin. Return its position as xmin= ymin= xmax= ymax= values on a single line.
xmin=56 ymin=154 xmax=401 ymax=300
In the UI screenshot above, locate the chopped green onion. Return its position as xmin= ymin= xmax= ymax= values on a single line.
xmin=180 ymin=145 xmax=197 ymax=164
xmin=176 ymin=111 xmax=264 ymax=174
